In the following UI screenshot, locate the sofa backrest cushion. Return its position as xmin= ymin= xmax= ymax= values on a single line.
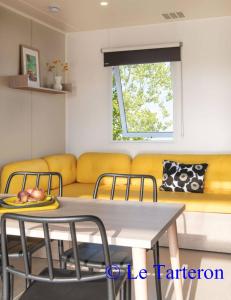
xmin=43 ymin=154 xmax=77 ymax=189
xmin=131 ymin=154 xmax=231 ymax=194
xmin=77 ymin=152 xmax=132 ymax=184
xmin=0 ymin=159 xmax=49 ymax=194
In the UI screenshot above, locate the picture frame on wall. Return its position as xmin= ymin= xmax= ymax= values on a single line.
xmin=20 ymin=45 xmax=40 ymax=88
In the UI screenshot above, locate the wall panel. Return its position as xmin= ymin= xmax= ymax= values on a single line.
xmin=0 ymin=6 xmax=66 ymax=168
xmin=66 ymin=17 xmax=231 ymax=157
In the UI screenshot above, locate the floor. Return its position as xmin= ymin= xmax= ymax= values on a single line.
xmin=147 ymin=247 xmax=231 ymax=300
xmin=2 ymin=247 xmax=231 ymax=300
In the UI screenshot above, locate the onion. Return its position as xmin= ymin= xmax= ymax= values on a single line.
xmin=26 ymin=188 xmax=33 ymax=195
xmin=17 ymin=191 xmax=29 ymax=203
xmin=30 ymin=188 xmax=45 ymax=201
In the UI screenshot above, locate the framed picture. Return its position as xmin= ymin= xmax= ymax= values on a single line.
xmin=20 ymin=45 xmax=40 ymax=88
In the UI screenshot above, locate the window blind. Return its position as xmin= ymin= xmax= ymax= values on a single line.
xmin=103 ymin=45 xmax=181 ymax=67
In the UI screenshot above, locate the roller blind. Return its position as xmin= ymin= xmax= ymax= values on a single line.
xmin=103 ymin=45 xmax=181 ymax=67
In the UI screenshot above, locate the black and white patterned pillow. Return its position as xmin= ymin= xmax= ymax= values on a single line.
xmin=160 ymin=160 xmax=208 ymax=193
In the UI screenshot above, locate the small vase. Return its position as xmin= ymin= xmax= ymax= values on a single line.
xmin=54 ymin=76 xmax=63 ymax=91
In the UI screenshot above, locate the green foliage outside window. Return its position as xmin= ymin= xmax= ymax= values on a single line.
xmin=112 ymin=63 xmax=173 ymax=141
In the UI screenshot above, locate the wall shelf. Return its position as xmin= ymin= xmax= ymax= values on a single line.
xmin=9 ymin=75 xmax=72 ymax=94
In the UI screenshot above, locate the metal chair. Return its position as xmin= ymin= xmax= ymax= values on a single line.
xmin=62 ymin=173 xmax=162 ymax=300
xmin=3 ymin=171 xmax=63 ymax=274
xmin=1 ymin=213 xmax=127 ymax=300
xmin=4 ymin=171 xmax=63 ymax=196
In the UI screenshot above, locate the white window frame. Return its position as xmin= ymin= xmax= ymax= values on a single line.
xmin=113 ymin=63 xmax=177 ymax=140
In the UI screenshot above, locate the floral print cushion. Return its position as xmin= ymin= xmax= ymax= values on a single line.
xmin=160 ymin=160 xmax=208 ymax=193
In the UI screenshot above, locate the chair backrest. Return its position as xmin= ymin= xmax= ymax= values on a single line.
xmin=4 ymin=171 xmax=63 ymax=196
xmin=93 ymin=173 xmax=157 ymax=202
xmin=1 ymin=213 xmax=116 ymax=300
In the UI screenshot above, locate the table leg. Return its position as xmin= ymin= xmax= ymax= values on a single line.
xmin=167 ymin=221 xmax=184 ymax=300
xmin=132 ymin=247 xmax=148 ymax=300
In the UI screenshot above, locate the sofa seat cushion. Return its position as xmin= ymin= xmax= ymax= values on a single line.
xmin=52 ymin=183 xmax=231 ymax=213
xmin=75 ymin=184 xmax=231 ymax=214
xmin=158 ymin=191 xmax=231 ymax=213
xmin=43 ymin=154 xmax=77 ymax=189
xmin=0 ymin=159 xmax=49 ymax=194
xmin=52 ymin=183 xmax=95 ymax=198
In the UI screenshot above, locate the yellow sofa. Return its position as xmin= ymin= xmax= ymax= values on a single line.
xmin=1 ymin=152 xmax=231 ymax=214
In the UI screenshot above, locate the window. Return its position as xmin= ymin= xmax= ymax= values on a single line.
xmin=103 ymin=44 xmax=181 ymax=141
xmin=112 ymin=62 xmax=175 ymax=141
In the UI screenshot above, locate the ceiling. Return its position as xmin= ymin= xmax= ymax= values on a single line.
xmin=0 ymin=0 xmax=231 ymax=32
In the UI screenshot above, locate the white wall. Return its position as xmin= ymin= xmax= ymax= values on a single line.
xmin=66 ymin=17 xmax=231 ymax=158
xmin=0 ymin=7 xmax=66 ymax=168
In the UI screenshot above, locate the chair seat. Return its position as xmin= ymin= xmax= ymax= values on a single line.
xmin=63 ymin=243 xmax=132 ymax=267
xmin=8 ymin=236 xmax=44 ymax=256
xmin=19 ymin=268 xmax=126 ymax=300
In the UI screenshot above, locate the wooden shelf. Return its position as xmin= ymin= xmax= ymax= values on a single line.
xmin=9 ymin=75 xmax=72 ymax=94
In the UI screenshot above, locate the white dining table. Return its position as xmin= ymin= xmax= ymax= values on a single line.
xmin=0 ymin=196 xmax=185 ymax=300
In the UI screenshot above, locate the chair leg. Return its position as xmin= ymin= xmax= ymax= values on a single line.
xmin=61 ymin=258 xmax=67 ymax=270
xmin=26 ymin=252 xmax=32 ymax=289
xmin=120 ymin=283 xmax=125 ymax=300
xmin=58 ymin=240 xmax=65 ymax=269
xmin=10 ymin=273 xmax=14 ymax=300
xmin=126 ymin=278 xmax=131 ymax=300
xmin=2 ymin=270 xmax=10 ymax=300
xmin=153 ymin=241 xmax=162 ymax=300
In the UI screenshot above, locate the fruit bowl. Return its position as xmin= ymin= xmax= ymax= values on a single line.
xmin=0 ymin=187 xmax=56 ymax=209
xmin=0 ymin=195 xmax=56 ymax=209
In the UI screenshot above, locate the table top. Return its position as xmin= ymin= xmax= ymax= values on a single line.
xmin=0 ymin=196 xmax=185 ymax=249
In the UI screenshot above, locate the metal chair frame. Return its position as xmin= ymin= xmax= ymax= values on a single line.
xmin=63 ymin=173 xmax=162 ymax=300
xmin=93 ymin=173 xmax=161 ymax=299
xmin=4 ymin=171 xmax=63 ymax=196
xmin=3 ymin=171 xmax=64 ymax=287
xmin=1 ymin=213 xmax=125 ymax=300
xmin=93 ymin=173 xmax=157 ymax=201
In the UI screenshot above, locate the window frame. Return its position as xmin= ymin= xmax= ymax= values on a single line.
xmin=112 ymin=62 xmax=177 ymax=140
